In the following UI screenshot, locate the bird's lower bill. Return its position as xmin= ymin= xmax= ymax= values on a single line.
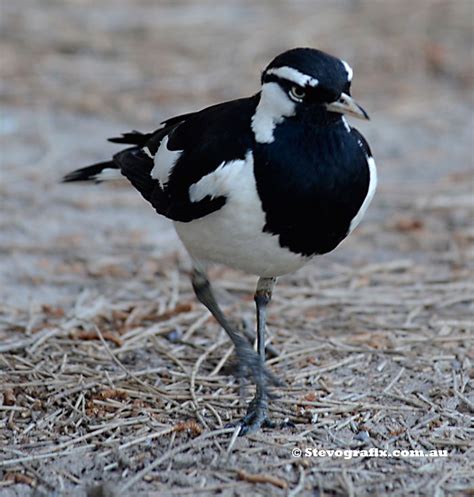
xmin=325 ymin=93 xmax=369 ymax=120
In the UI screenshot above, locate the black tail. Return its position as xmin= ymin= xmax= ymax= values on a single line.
xmin=62 ymin=130 xmax=153 ymax=184
xmin=107 ymin=130 xmax=153 ymax=146
xmin=62 ymin=161 xmax=120 ymax=183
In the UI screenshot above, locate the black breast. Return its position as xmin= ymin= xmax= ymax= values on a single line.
xmin=253 ymin=120 xmax=370 ymax=257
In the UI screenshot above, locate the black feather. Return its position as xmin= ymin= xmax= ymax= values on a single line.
xmin=62 ymin=161 xmax=118 ymax=183
xmin=113 ymin=147 xmax=156 ymax=202
xmin=107 ymin=111 xmax=198 ymax=146
xmin=108 ymin=131 xmax=152 ymax=146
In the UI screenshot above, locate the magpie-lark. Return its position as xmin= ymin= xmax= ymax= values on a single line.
xmin=64 ymin=47 xmax=377 ymax=434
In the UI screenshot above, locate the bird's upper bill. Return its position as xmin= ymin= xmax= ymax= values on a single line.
xmin=325 ymin=93 xmax=369 ymax=120
xmin=262 ymin=47 xmax=369 ymax=121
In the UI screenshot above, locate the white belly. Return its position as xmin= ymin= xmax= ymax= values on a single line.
xmin=173 ymin=152 xmax=309 ymax=277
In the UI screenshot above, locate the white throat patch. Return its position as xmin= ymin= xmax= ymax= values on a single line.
xmin=251 ymin=82 xmax=296 ymax=144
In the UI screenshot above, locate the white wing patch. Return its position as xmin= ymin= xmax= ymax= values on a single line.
xmin=266 ymin=66 xmax=319 ymax=87
xmin=251 ymin=82 xmax=296 ymax=144
xmin=349 ymin=156 xmax=377 ymax=232
xmin=176 ymin=151 xmax=308 ymax=277
xmin=151 ymin=135 xmax=182 ymax=187
xmin=143 ymin=146 xmax=154 ymax=159
xmin=189 ymin=158 xmax=248 ymax=202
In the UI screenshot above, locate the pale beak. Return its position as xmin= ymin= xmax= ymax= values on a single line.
xmin=325 ymin=93 xmax=369 ymax=120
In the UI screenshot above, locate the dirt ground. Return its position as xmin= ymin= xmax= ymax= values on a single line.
xmin=1 ymin=1 xmax=473 ymax=496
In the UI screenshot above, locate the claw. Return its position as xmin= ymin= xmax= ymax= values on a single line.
xmin=226 ymin=395 xmax=277 ymax=435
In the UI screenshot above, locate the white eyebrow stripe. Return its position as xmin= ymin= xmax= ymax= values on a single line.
xmin=341 ymin=59 xmax=353 ymax=81
xmin=266 ymin=66 xmax=319 ymax=87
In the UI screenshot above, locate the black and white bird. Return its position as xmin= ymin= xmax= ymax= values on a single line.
xmin=64 ymin=47 xmax=377 ymax=434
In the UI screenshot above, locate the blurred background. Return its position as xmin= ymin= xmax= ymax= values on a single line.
xmin=1 ymin=0 xmax=472 ymax=308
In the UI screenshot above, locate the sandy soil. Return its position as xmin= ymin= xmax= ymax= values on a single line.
xmin=1 ymin=1 xmax=473 ymax=496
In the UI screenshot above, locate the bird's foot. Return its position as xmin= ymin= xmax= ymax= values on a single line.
xmin=233 ymin=337 xmax=281 ymax=391
xmin=227 ymin=395 xmax=275 ymax=435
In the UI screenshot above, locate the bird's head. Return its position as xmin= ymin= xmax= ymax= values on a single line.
xmin=252 ymin=48 xmax=368 ymax=143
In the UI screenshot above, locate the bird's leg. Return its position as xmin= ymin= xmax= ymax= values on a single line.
xmin=240 ymin=320 xmax=279 ymax=359
xmin=237 ymin=276 xmax=276 ymax=433
xmin=191 ymin=268 xmax=279 ymax=413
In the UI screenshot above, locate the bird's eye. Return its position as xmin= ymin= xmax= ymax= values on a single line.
xmin=289 ymin=86 xmax=306 ymax=101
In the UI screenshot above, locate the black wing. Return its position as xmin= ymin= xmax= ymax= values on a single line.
xmin=115 ymin=96 xmax=258 ymax=222
xmin=64 ymin=96 xmax=258 ymax=222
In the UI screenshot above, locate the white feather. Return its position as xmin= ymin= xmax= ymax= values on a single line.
xmin=341 ymin=60 xmax=353 ymax=82
xmin=94 ymin=169 xmax=124 ymax=182
xmin=342 ymin=116 xmax=351 ymax=133
xmin=175 ymin=151 xmax=308 ymax=277
xmin=143 ymin=146 xmax=154 ymax=159
xmin=266 ymin=66 xmax=319 ymax=87
xmin=151 ymin=135 xmax=182 ymax=187
xmin=189 ymin=160 xmax=236 ymax=202
xmin=251 ymin=83 xmax=296 ymax=144
xmin=349 ymin=156 xmax=377 ymax=232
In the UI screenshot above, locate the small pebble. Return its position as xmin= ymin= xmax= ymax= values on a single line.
xmin=354 ymin=430 xmax=370 ymax=442
xmin=166 ymin=328 xmax=182 ymax=342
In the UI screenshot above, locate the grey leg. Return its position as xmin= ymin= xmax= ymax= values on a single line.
xmin=255 ymin=277 xmax=276 ymax=363
xmin=241 ymin=322 xmax=279 ymax=359
xmin=191 ymin=268 xmax=278 ymax=413
xmin=237 ymin=277 xmax=277 ymax=434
